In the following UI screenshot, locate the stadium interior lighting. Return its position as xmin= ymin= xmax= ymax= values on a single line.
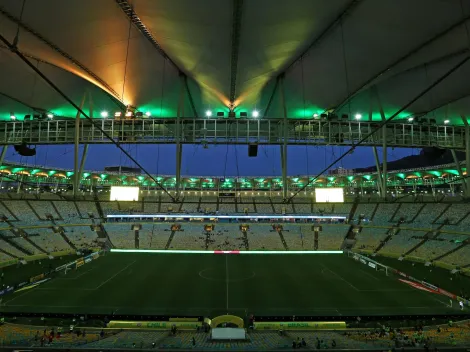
xmin=444 ymin=119 xmax=450 ymax=124
xmin=111 ymin=249 xmax=343 ymax=255
xmin=114 ymin=112 xmax=122 ymax=117
xmin=10 ymin=115 xmax=16 ymax=120
xmin=145 ymin=111 xmax=151 ymax=117
xmin=125 ymin=111 xmax=132 ymax=117
xmin=313 ymin=113 xmax=319 ymax=118
xmin=47 ymin=113 xmax=54 ymax=118
xmin=205 ymin=110 xmax=212 ymax=117
xmin=408 ymin=117 xmax=414 ymax=122
xmin=100 ymin=111 xmax=108 ymax=118
xmin=252 ymin=110 xmax=259 ymax=118
xmin=354 ymin=113 xmax=362 ymax=120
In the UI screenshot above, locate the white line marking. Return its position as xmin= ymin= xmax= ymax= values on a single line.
xmin=225 ymin=255 xmax=229 ymax=312
xmin=93 ymin=261 xmax=136 ymax=290
xmin=58 ymin=269 xmax=93 ymax=280
xmin=358 ymin=268 xmax=380 ymax=281
xmin=320 ymin=264 xmax=359 ymax=291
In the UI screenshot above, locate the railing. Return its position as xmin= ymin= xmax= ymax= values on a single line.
xmin=0 ymin=118 xmax=465 ymax=148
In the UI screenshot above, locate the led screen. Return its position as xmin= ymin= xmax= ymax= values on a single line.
xmin=110 ymin=186 xmax=139 ymax=201
xmin=315 ymin=188 xmax=344 ymax=203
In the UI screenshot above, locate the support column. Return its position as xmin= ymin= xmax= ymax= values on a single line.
xmin=73 ymin=92 xmax=87 ymax=198
xmin=76 ymin=144 xmax=89 ymax=194
xmin=462 ymin=115 xmax=470 ymax=198
xmin=372 ymin=146 xmax=384 ymax=197
xmin=175 ymin=75 xmax=185 ymax=200
xmin=279 ymin=76 xmax=288 ymax=200
xmin=374 ymin=86 xmax=387 ymax=199
xmin=0 ymin=146 xmax=8 ymax=167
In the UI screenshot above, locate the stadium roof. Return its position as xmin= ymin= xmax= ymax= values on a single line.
xmin=0 ymin=161 xmax=465 ymax=189
xmin=0 ymin=0 xmax=470 ymax=125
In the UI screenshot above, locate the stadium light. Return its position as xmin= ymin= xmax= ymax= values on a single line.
xmin=101 ymin=111 xmax=108 ymax=118
xmin=444 ymin=119 xmax=450 ymax=124
xmin=10 ymin=115 xmax=16 ymax=120
xmin=47 ymin=113 xmax=54 ymax=119
xmin=313 ymin=113 xmax=319 ymax=118
xmin=252 ymin=110 xmax=259 ymax=118
xmin=408 ymin=117 xmax=414 ymax=122
xmin=145 ymin=111 xmax=151 ymax=117
xmin=354 ymin=113 xmax=362 ymax=120
xmin=114 ymin=112 xmax=122 ymax=118
xmin=205 ymin=110 xmax=212 ymax=117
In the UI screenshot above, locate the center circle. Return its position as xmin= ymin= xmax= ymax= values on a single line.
xmin=198 ymin=268 xmax=256 ymax=283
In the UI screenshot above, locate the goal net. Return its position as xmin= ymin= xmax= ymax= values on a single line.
xmin=346 ymin=251 xmax=389 ymax=276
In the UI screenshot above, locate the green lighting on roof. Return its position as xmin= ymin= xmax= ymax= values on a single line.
xmin=66 ymin=171 xmax=74 ymax=177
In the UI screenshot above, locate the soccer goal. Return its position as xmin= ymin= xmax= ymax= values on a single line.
xmin=346 ymin=251 xmax=390 ymax=276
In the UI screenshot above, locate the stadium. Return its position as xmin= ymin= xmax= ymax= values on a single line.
xmin=0 ymin=0 xmax=470 ymax=350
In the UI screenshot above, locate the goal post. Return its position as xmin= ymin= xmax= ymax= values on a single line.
xmin=346 ymin=251 xmax=389 ymax=276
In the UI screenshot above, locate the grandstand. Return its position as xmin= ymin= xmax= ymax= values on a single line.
xmin=1 ymin=0 xmax=470 ymax=350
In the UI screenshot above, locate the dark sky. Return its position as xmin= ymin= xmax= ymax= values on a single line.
xmin=5 ymin=144 xmax=418 ymax=176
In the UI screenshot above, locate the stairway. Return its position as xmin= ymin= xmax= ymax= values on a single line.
xmin=277 ymin=231 xmax=289 ymax=250
xmin=165 ymin=231 xmax=176 ymax=250
xmin=433 ymin=243 xmax=468 ymax=262
xmin=403 ymin=223 xmax=446 ymax=256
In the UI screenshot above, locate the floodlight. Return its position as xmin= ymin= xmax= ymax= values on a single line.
xmin=444 ymin=119 xmax=450 ymax=124
xmin=408 ymin=117 xmax=414 ymax=122
xmin=205 ymin=110 xmax=212 ymax=117
xmin=101 ymin=111 xmax=108 ymax=118
xmin=125 ymin=111 xmax=132 ymax=117
xmin=252 ymin=110 xmax=259 ymax=118
xmin=145 ymin=111 xmax=151 ymax=117
xmin=313 ymin=113 xmax=319 ymax=118
xmin=354 ymin=113 xmax=362 ymax=120
xmin=47 ymin=113 xmax=54 ymax=118
xmin=10 ymin=115 xmax=16 ymax=120
xmin=114 ymin=112 xmax=122 ymax=117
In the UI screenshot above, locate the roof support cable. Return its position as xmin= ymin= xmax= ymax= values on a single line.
xmin=0 ymin=33 xmax=176 ymax=202
xmin=121 ymin=12 xmax=132 ymax=103
xmin=12 ymin=0 xmax=25 ymax=49
xmin=286 ymin=54 xmax=470 ymax=203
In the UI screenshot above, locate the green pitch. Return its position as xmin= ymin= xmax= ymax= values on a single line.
xmin=0 ymin=253 xmax=462 ymax=318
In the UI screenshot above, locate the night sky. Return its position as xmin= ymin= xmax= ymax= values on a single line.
xmin=5 ymin=144 xmax=418 ymax=176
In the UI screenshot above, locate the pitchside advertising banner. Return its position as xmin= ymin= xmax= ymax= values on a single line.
xmin=0 ymin=251 xmax=103 ymax=298
xmin=254 ymin=322 xmax=347 ymax=330
xmin=107 ymin=321 xmax=202 ymax=330
xmin=352 ymin=252 xmax=470 ymax=305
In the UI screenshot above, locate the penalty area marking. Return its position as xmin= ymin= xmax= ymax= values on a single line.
xmin=93 ymin=261 xmax=136 ymax=290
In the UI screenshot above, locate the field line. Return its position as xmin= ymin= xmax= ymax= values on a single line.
xmin=358 ymin=268 xmax=380 ymax=281
xmin=93 ymin=260 xmax=136 ymax=290
xmin=320 ymin=264 xmax=359 ymax=291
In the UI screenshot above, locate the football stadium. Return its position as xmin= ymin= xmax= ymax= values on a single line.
xmin=0 ymin=0 xmax=470 ymax=350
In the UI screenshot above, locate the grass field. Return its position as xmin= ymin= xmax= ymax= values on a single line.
xmin=0 ymin=253 xmax=464 ymax=318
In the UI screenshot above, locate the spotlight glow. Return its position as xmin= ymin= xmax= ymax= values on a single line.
xmin=354 ymin=113 xmax=362 ymax=120
xmin=100 ymin=111 xmax=108 ymax=118
xmin=10 ymin=115 xmax=16 ymax=120
xmin=145 ymin=111 xmax=151 ymax=117
xmin=252 ymin=110 xmax=259 ymax=118
xmin=313 ymin=113 xmax=319 ymax=118
xmin=408 ymin=117 xmax=414 ymax=122
xmin=47 ymin=113 xmax=54 ymax=118
xmin=205 ymin=110 xmax=212 ymax=117
xmin=444 ymin=119 xmax=450 ymax=124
